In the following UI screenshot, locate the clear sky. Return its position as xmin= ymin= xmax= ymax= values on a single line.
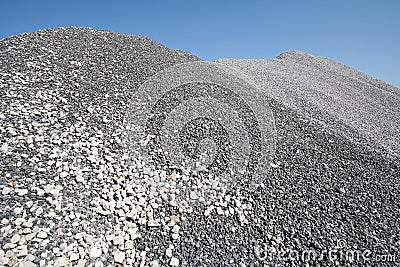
xmin=1 ymin=0 xmax=399 ymax=88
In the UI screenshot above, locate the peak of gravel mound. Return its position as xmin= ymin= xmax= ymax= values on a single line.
xmin=276 ymin=50 xmax=316 ymax=60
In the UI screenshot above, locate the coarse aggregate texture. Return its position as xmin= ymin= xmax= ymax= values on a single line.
xmin=124 ymin=61 xmax=277 ymax=204
xmin=0 ymin=27 xmax=399 ymax=267
xmin=215 ymin=54 xmax=400 ymax=266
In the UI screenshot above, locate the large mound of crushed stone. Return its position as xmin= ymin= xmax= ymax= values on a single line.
xmin=0 ymin=28 xmax=399 ymax=266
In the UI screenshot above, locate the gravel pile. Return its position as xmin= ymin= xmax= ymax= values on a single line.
xmin=217 ymin=52 xmax=400 ymax=156
xmin=0 ymin=28 xmax=399 ymax=267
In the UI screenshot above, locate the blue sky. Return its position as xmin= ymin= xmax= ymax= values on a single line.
xmin=1 ymin=0 xmax=399 ymax=87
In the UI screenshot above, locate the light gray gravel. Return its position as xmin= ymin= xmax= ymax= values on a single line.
xmin=217 ymin=52 xmax=400 ymax=156
xmin=1 ymin=28 xmax=399 ymax=267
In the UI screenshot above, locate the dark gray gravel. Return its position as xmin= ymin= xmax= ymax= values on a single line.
xmin=0 ymin=28 xmax=399 ymax=267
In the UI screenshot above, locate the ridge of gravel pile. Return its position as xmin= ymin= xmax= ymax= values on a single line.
xmin=0 ymin=27 xmax=399 ymax=267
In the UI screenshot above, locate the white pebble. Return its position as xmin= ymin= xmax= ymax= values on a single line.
xmin=11 ymin=233 xmax=21 ymax=243
xmin=106 ymin=234 xmax=115 ymax=241
xmin=14 ymin=207 xmax=23 ymax=215
xmin=113 ymin=235 xmax=124 ymax=246
xmin=70 ymin=253 xmax=79 ymax=261
xmin=59 ymin=171 xmax=69 ymax=178
xmin=18 ymin=189 xmax=28 ymax=196
xmin=3 ymin=243 xmax=16 ymax=249
xmin=172 ymin=225 xmax=180 ymax=233
xmin=125 ymin=240 xmax=134 ymax=250
xmin=54 ymin=256 xmax=67 ymax=266
xmin=75 ymin=175 xmax=84 ymax=183
xmin=35 ymin=136 xmax=45 ymax=142
xmin=204 ymin=209 xmax=211 ymax=216
xmin=18 ymin=245 xmax=28 ymax=257
xmin=15 ymin=218 xmax=25 ymax=227
xmin=147 ymin=220 xmax=160 ymax=227
xmin=18 ymin=246 xmax=28 ymax=257
xmin=114 ymin=251 xmax=125 ymax=263
xmin=25 ymin=233 xmax=36 ymax=241
xmin=37 ymin=231 xmax=48 ymax=239
xmin=171 ymin=233 xmax=179 ymax=240
xmin=90 ymin=247 xmax=102 ymax=258
xmin=77 ymin=259 xmax=86 ymax=267
xmin=190 ymin=191 xmax=199 ymax=200
xmin=166 ymin=248 xmax=173 ymax=258
xmin=26 ymin=136 xmax=34 ymax=144
xmin=170 ymin=257 xmax=179 ymax=266
xmin=35 ymin=207 xmax=44 ymax=216
xmin=0 ymin=257 xmax=8 ymax=265
xmin=0 ymin=143 xmax=9 ymax=153
xmin=216 ymin=207 xmax=224 ymax=215
xmin=2 ymin=187 xmax=11 ymax=195
xmin=20 ymin=261 xmax=36 ymax=267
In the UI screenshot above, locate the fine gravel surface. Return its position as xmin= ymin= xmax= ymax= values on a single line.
xmin=0 ymin=27 xmax=399 ymax=267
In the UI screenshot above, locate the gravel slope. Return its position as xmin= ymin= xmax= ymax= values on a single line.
xmin=0 ymin=28 xmax=399 ymax=267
